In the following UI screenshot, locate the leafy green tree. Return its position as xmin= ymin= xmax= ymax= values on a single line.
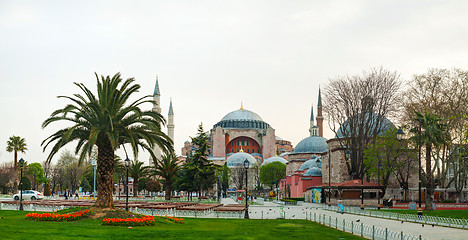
xmin=363 ymin=127 xmax=416 ymax=198
xmin=128 ymin=159 xmax=149 ymax=197
xmin=19 ymin=176 xmax=31 ymax=191
xmin=151 ymin=153 xmax=180 ymax=200
xmin=138 ymin=177 xmax=148 ymax=195
xmin=218 ymin=163 xmax=231 ymax=196
xmin=411 ymin=111 xmax=449 ymax=211
xmin=27 ymin=163 xmax=46 ymax=190
xmin=44 ymin=182 xmax=51 ymax=196
xmin=189 ymin=124 xmax=218 ymax=199
xmin=80 ymin=178 xmax=92 ymax=193
xmin=41 ymin=73 xmax=172 ymax=208
xmin=146 ymin=179 xmax=161 ymax=194
xmin=260 ymin=162 xmax=286 ymax=190
xmin=6 ymin=136 xmax=27 ymax=171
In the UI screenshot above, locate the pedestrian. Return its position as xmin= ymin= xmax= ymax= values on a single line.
xmin=75 ymin=189 xmax=79 ymax=199
xmin=64 ymin=189 xmax=69 ymax=200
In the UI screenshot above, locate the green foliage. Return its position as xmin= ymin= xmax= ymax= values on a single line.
xmin=80 ymin=178 xmax=92 ymax=192
xmin=44 ymin=182 xmax=51 ymax=196
xmin=146 ymin=179 xmax=161 ymax=192
xmin=19 ymin=176 xmax=31 ymax=190
xmin=41 ymin=72 xmax=173 ymax=207
xmin=0 ymin=210 xmax=365 ymax=239
xmin=151 ymin=153 xmax=180 ymax=200
xmin=259 ymin=162 xmax=286 ymax=186
xmin=219 ymin=163 xmax=231 ymax=195
xmin=138 ymin=177 xmax=148 ymax=192
xmin=187 ymin=124 xmax=218 ymax=195
xmin=6 ymin=135 xmax=27 ymax=170
xmin=27 ymin=162 xmax=46 ymax=186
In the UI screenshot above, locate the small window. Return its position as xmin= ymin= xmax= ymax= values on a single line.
xmin=232 ymin=142 xmax=234 ymax=147
xmin=252 ymin=142 xmax=255 ymax=147
xmin=237 ymin=149 xmax=240 ymax=152
xmin=247 ymin=149 xmax=250 ymax=153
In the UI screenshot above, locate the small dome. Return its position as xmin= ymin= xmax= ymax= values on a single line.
xmin=226 ymin=152 xmax=258 ymax=168
xmin=336 ymin=112 xmax=395 ymax=138
xmin=221 ymin=109 xmax=263 ymax=122
xmin=304 ymin=167 xmax=322 ymax=177
xmin=262 ymin=156 xmax=287 ymax=166
xmin=294 ymin=136 xmax=328 ymax=153
xmin=299 ymin=156 xmax=322 ymax=171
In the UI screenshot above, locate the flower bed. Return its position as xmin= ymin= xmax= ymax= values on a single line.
xmin=162 ymin=215 xmax=184 ymax=224
xmin=26 ymin=209 xmax=92 ymax=222
xmin=102 ymin=215 xmax=156 ymax=226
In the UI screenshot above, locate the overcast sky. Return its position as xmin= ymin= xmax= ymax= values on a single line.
xmin=1 ymin=0 xmax=468 ymax=165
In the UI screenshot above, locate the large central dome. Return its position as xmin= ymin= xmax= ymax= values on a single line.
xmin=213 ymin=107 xmax=270 ymax=130
xmin=221 ymin=109 xmax=263 ymax=122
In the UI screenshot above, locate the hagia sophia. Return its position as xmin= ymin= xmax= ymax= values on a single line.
xmin=151 ymin=78 xmax=418 ymax=206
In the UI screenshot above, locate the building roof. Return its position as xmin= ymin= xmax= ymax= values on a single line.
xmin=303 ymin=167 xmax=322 ymax=177
xmin=153 ymin=77 xmax=160 ymax=96
xmin=226 ymin=151 xmax=258 ymax=168
xmin=221 ymin=108 xmax=263 ymax=122
xmin=299 ymin=156 xmax=322 ymax=171
xmin=262 ymin=156 xmax=287 ymax=165
xmin=335 ymin=112 xmax=395 ymax=138
xmin=293 ymin=135 xmax=328 ymax=153
xmin=168 ymin=99 xmax=174 ymax=115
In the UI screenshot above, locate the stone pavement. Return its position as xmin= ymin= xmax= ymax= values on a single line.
xmin=220 ymin=198 xmax=468 ymax=240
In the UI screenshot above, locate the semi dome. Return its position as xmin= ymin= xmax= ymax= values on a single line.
xmin=298 ymin=156 xmax=322 ymax=171
xmin=213 ymin=108 xmax=271 ymax=130
xmin=293 ymin=136 xmax=328 ymax=154
xmin=221 ymin=109 xmax=263 ymax=121
xmin=262 ymin=156 xmax=287 ymax=166
xmin=226 ymin=151 xmax=258 ymax=168
xmin=303 ymin=167 xmax=322 ymax=177
xmin=336 ymin=112 xmax=395 ymax=138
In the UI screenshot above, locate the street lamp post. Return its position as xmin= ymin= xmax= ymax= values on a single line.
xmin=19 ymin=158 xmax=25 ymax=211
xmin=125 ymin=158 xmax=130 ymax=212
xmin=243 ymin=159 xmax=250 ymax=219
xmin=91 ymin=159 xmax=97 ymax=199
xmin=388 ymin=128 xmax=405 ymax=210
xmin=118 ymin=174 xmax=121 ymax=200
xmin=417 ymin=120 xmax=423 ymax=216
xmin=328 ymin=148 xmax=332 ymax=205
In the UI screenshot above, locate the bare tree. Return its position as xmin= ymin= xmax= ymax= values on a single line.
xmin=403 ymin=68 xmax=468 ymax=190
xmin=324 ymin=67 xmax=403 ymax=180
xmin=0 ymin=162 xmax=16 ymax=194
xmin=231 ymin=167 xmax=245 ymax=190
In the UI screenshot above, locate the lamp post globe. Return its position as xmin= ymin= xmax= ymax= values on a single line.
xmin=18 ymin=158 xmax=25 ymax=211
xmin=396 ymin=128 xmax=404 ymax=141
xmin=243 ymin=159 xmax=249 ymax=219
xmin=125 ymin=158 xmax=130 ymax=212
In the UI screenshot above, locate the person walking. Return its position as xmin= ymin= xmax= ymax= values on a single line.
xmin=75 ymin=189 xmax=79 ymax=199
xmin=64 ymin=189 xmax=69 ymax=200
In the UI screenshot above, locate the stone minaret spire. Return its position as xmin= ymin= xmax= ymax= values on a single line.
xmin=309 ymin=105 xmax=315 ymax=136
xmin=316 ymin=86 xmax=324 ymax=137
xmin=150 ymin=75 xmax=162 ymax=164
xmin=168 ymin=98 xmax=175 ymax=142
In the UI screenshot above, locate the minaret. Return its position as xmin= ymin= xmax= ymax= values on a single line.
xmin=168 ymin=98 xmax=175 ymax=142
xmin=316 ymin=87 xmax=324 ymax=137
xmin=150 ymin=76 xmax=162 ymax=164
xmin=309 ymin=105 xmax=315 ymax=136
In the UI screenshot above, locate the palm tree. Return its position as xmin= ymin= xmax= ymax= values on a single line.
xmin=42 ymin=73 xmax=172 ymax=208
xmin=128 ymin=159 xmax=149 ymax=197
xmin=151 ymin=153 xmax=180 ymax=200
xmin=412 ymin=111 xmax=448 ymax=211
xmin=6 ymin=136 xmax=28 ymax=171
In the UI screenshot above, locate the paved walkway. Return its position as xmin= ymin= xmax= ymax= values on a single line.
xmin=220 ymin=198 xmax=468 ymax=240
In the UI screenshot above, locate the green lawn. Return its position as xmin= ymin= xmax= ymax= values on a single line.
xmin=0 ymin=210 xmax=364 ymax=240
xmin=379 ymin=209 xmax=468 ymax=219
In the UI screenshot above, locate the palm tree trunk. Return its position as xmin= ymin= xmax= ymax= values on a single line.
xmin=14 ymin=151 xmax=18 ymax=171
xmin=133 ymin=178 xmax=138 ymax=197
xmin=165 ymin=179 xmax=171 ymax=200
xmin=425 ymin=144 xmax=433 ymax=211
xmin=95 ymin=145 xmax=115 ymax=208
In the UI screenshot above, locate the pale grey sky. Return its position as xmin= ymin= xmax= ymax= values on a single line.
xmin=1 ymin=0 xmax=468 ymax=164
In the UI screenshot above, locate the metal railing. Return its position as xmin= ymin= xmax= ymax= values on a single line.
xmin=322 ymin=205 xmax=467 ymax=229
xmin=306 ymin=212 xmax=425 ymax=240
